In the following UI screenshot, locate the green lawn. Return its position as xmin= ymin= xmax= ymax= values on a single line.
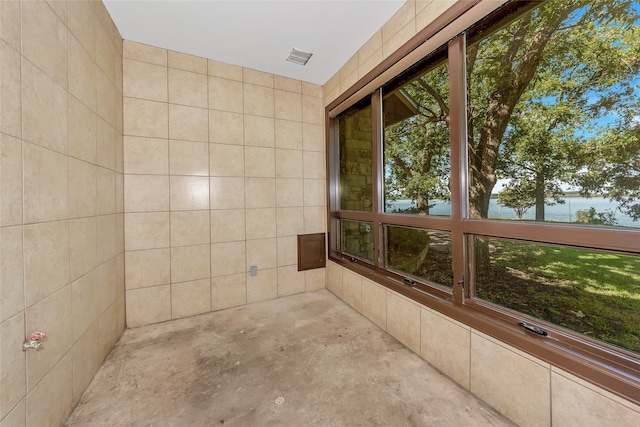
xmin=475 ymin=239 xmax=640 ymax=354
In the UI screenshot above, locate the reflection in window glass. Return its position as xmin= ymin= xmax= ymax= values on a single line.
xmin=386 ymin=226 xmax=452 ymax=287
xmin=383 ymin=60 xmax=451 ymax=216
xmin=339 ymin=102 xmax=373 ymax=212
xmin=467 ymin=0 xmax=640 ymax=228
xmin=341 ymin=220 xmax=374 ymax=261
xmin=474 ymin=237 xmax=640 ymax=354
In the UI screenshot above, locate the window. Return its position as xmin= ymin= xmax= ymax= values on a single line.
xmin=328 ymin=0 xmax=640 ymax=404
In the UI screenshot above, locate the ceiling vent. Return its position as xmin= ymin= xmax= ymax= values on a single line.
xmin=286 ymin=47 xmax=313 ymax=66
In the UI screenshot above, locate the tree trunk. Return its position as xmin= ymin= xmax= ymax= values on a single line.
xmin=535 ymin=171 xmax=545 ymax=221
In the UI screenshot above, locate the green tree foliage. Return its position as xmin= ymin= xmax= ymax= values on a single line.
xmin=496 ymin=183 xmax=535 ymax=219
xmin=575 ymin=207 xmax=619 ymax=225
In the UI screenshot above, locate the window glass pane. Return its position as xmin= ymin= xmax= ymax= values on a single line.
xmin=467 ymin=0 xmax=640 ymax=228
xmin=386 ymin=226 xmax=453 ymax=287
xmin=341 ymin=220 xmax=374 ymax=261
xmin=339 ymin=102 xmax=373 ymax=212
xmin=384 ymin=61 xmax=451 ymax=216
xmin=474 ymin=237 xmax=640 ymax=354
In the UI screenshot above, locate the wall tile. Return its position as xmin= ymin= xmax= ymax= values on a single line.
xmin=0 ymin=134 xmax=22 ymax=226
xmin=26 ymin=286 xmax=73 ymax=388
xmin=275 ymin=119 xmax=302 ymax=150
xmin=551 ymin=368 xmax=640 ymax=426
xmin=246 ymin=238 xmax=277 ymax=270
xmin=326 ymin=261 xmax=343 ymax=298
xmin=276 ymin=207 xmax=304 ymax=237
xmin=0 ymin=41 xmax=21 ymax=138
xmin=171 ymin=210 xmax=210 ymax=246
xmin=123 ymin=58 xmax=168 ymax=102
xmin=22 ymin=60 xmax=68 ymax=153
xmin=0 ymin=0 xmax=21 ymax=50
xmin=304 ymin=179 xmax=325 ymax=207
xmin=358 ymin=30 xmax=383 ymax=67
xmin=302 ymin=123 xmax=323 ymax=153
xmin=211 ymin=241 xmax=246 ymax=277
xmin=95 ymin=23 xmax=117 ymax=85
xmin=421 ymin=308 xmax=470 ymax=389
xmin=383 ymin=20 xmax=416 ymax=59
xmin=168 ymin=104 xmax=208 ymax=142
xmin=275 ymin=178 xmax=303 ymax=207
xmin=170 ymin=176 xmax=209 ymax=210
xmin=276 ymin=149 xmax=303 ymax=178
xmin=26 ymin=352 xmax=73 ymax=427
xmin=244 ymin=83 xmax=274 ymax=117
xmin=96 ymin=214 xmax=117 ymax=264
xmin=69 ymin=158 xmax=97 ymax=218
xmin=98 ymin=302 xmax=118 ymax=362
xmin=72 ymin=323 xmax=100 ymax=404
xmin=69 ymin=217 xmax=97 ymax=280
xmin=23 ymin=221 xmax=69 ymax=306
xmin=305 ymin=268 xmax=326 ymax=291
xmin=243 ymin=68 xmax=273 ymax=87
xmin=124 ymin=212 xmax=170 ymax=250
xmin=209 ymin=110 xmax=244 ymax=145
xmin=171 ymin=278 xmax=211 ymax=319
xmin=386 ymin=292 xmax=421 ymax=354
xmin=277 ymin=235 xmax=297 ymax=267
xmin=210 ymin=209 xmax=246 ymax=243
xmin=68 ymin=97 xmax=97 ymax=164
xmin=170 ymin=244 xmax=210 ymax=283
xmin=210 ymin=177 xmax=245 ymax=209
xmin=416 ymin=0 xmax=456 ymax=31
xmin=168 ymin=68 xmax=207 ymax=108
xmin=209 ymin=143 xmax=244 ymax=177
xmin=1 ymin=313 xmax=25 ymax=419
xmin=208 ymin=76 xmax=243 ymax=113
xmin=301 ymin=82 xmax=322 ymax=98
xmin=124 ymin=174 xmax=169 ymax=212
xmin=382 ymin=0 xmax=415 ymax=44
xmin=302 ymin=95 xmax=323 ymax=125
xmin=303 ymin=206 xmax=325 ymax=234
xmin=342 ymin=269 xmax=362 ymax=312
xmin=96 ymin=70 xmax=118 ymax=128
xmin=245 ymin=146 xmax=275 ymax=177
xmin=68 ymin=35 xmax=96 ymax=111
xmin=361 ymin=279 xmax=387 ymax=330
xmin=169 ymin=139 xmax=209 ymax=176
xmin=21 ymin=0 xmax=68 ymax=89
xmin=246 ymin=208 xmax=276 ymax=239
xmin=125 ymin=285 xmax=171 ymax=327
xmin=303 ymin=151 xmax=325 ymax=179
xmin=123 ymin=40 xmax=167 ymax=66
xmin=125 ymin=248 xmax=171 ymax=289
xmin=123 ymin=136 xmax=168 ymax=175
xmin=247 ymin=267 xmax=277 ymax=303
xmin=68 ymin=0 xmax=96 ymax=59
xmin=96 ymin=167 xmax=116 ymax=215
xmin=470 ymin=332 xmax=551 ymax=427
xmin=245 ymin=178 xmax=275 ymax=209
xmin=71 ymin=269 xmax=100 ymax=342
xmin=275 ymin=90 xmax=302 ymax=121
xmin=0 ymin=226 xmax=23 ymax=322
xmin=208 ymin=59 xmax=243 ymax=81
xmin=277 ymin=265 xmax=305 ymax=297
xmin=244 ymin=115 xmax=275 ymax=147
xmin=211 ymin=273 xmax=246 ymax=311
xmin=168 ymin=50 xmax=207 ymax=74
xmin=275 ymin=76 xmax=301 ymax=93
xmin=123 ymin=97 xmax=168 ymax=138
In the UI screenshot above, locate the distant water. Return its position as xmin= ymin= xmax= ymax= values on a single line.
xmin=387 ymin=197 xmax=638 ymax=228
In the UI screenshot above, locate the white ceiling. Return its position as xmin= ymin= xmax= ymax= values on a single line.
xmin=103 ymin=0 xmax=406 ymax=85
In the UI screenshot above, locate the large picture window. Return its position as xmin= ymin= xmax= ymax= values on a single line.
xmin=328 ymin=0 xmax=640 ymax=404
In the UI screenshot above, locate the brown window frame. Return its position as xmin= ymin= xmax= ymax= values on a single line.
xmin=326 ymin=0 xmax=640 ymax=405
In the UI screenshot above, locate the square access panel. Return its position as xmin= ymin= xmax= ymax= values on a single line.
xmin=297 ymin=233 xmax=326 ymax=271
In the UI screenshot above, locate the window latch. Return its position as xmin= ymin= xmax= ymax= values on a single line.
xmin=519 ymin=321 xmax=547 ymax=337
xmin=403 ymin=277 xmax=415 ymax=285
xmin=349 ymin=256 xmax=357 ymax=263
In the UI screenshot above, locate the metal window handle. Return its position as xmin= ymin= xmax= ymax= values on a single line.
xmin=519 ymin=321 xmax=547 ymax=337
xmin=23 ymin=330 xmax=47 ymax=351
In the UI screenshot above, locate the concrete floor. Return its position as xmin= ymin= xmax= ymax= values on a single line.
xmin=65 ymin=289 xmax=515 ymax=426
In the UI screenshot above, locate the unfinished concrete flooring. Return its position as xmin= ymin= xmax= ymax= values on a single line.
xmin=65 ymin=290 xmax=514 ymax=426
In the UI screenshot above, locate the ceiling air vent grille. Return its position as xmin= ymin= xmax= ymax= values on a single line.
xmin=286 ymin=47 xmax=313 ymax=66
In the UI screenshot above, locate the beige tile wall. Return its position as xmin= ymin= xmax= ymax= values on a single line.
xmin=323 ymin=2 xmax=640 ymax=425
xmin=0 ymin=1 xmax=125 ymax=426
xmin=122 ymin=41 xmax=326 ymax=328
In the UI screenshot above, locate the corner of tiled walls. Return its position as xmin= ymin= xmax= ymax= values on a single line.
xmin=1 ymin=1 xmax=125 ymax=426
xmin=122 ymin=41 xmax=326 ymax=328
xmin=322 ymin=1 xmax=640 ymax=426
